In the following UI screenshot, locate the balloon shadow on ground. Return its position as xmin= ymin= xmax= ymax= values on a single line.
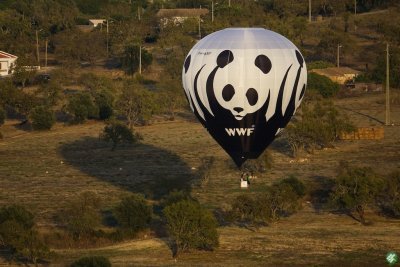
xmin=59 ymin=137 xmax=194 ymax=201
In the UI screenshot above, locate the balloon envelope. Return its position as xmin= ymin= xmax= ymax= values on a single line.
xmin=182 ymin=28 xmax=307 ymax=167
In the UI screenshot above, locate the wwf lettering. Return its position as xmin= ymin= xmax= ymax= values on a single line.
xmin=225 ymin=128 xmax=255 ymax=136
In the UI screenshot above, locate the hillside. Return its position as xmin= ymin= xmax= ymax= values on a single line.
xmin=0 ymin=93 xmax=399 ymax=266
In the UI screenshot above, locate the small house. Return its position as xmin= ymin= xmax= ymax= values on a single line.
xmin=310 ymin=67 xmax=360 ymax=85
xmin=0 ymin=51 xmax=17 ymax=77
xmin=156 ymin=8 xmax=209 ymax=26
xmin=89 ymin=19 xmax=106 ymax=28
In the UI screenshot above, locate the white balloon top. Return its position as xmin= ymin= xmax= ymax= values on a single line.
xmin=192 ymin=28 xmax=297 ymax=50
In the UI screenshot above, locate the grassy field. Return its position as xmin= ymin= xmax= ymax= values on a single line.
xmin=0 ymin=92 xmax=399 ymax=266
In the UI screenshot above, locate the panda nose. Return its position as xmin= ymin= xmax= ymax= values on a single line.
xmin=233 ymin=107 xmax=244 ymax=113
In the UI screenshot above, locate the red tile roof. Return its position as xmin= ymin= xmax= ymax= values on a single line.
xmin=0 ymin=51 xmax=17 ymax=59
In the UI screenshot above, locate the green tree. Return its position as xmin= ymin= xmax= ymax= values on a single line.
xmin=329 ymin=162 xmax=383 ymax=224
xmin=100 ymin=120 xmax=141 ymax=150
xmin=284 ymin=100 xmax=354 ymax=157
xmin=0 ymin=205 xmax=49 ymax=264
xmin=122 ymin=44 xmax=153 ymax=76
xmin=117 ymin=82 xmax=158 ymax=128
xmin=0 ymin=106 xmax=5 ymax=126
xmin=379 ymin=171 xmax=400 ymax=218
xmin=230 ymin=176 xmax=305 ymax=226
xmin=66 ymin=92 xmax=98 ymax=123
xmin=307 ymin=72 xmax=340 ymax=98
xmin=164 ymin=199 xmax=219 ymax=257
xmin=12 ymin=63 xmax=37 ymax=88
xmin=94 ymin=90 xmax=115 ymax=120
xmin=36 ymin=81 xmax=63 ymax=107
xmin=59 ymin=191 xmax=102 ymax=239
xmin=30 ymin=105 xmax=56 ymax=131
xmin=70 ymin=256 xmax=111 ymax=267
xmin=113 ymin=194 xmax=152 ymax=234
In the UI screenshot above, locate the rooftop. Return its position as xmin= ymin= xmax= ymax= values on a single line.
xmin=311 ymin=67 xmax=361 ymax=76
xmin=0 ymin=51 xmax=17 ymax=59
xmin=156 ymin=8 xmax=209 ymax=18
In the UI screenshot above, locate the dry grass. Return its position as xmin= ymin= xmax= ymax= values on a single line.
xmin=0 ymin=93 xmax=399 ymax=266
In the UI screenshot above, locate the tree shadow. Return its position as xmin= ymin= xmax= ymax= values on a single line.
xmin=269 ymin=136 xmax=294 ymax=158
xmin=308 ymin=175 xmax=335 ymax=214
xmin=339 ymin=106 xmax=384 ymax=125
xmin=59 ymin=137 xmax=194 ymax=201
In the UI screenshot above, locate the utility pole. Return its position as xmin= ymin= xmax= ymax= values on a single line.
xmin=212 ymin=1 xmax=214 ymax=22
xmin=229 ymin=0 xmax=231 ymax=7
xmin=106 ymin=20 xmax=109 ymax=58
xmin=198 ymin=17 xmax=201 ymax=39
xmin=386 ymin=42 xmax=390 ymax=126
xmin=45 ymin=38 xmax=48 ymax=69
xmin=139 ymin=45 xmax=142 ymax=75
xmin=337 ymin=44 xmax=342 ymax=68
xmin=36 ymin=29 xmax=40 ymax=67
xmin=309 ymin=0 xmax=312 ymax=22
xmin=354 ymin=0 xmax=357 ymax=15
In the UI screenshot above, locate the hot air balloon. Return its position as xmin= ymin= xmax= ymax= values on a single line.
xmin=182 ymin=28 xmax=307 ymax=167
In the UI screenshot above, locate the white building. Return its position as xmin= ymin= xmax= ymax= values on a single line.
xmin=89 ymin=19 xmax=106 ymax=28
xmin=0 ymin=51 xmax=17 ymax=77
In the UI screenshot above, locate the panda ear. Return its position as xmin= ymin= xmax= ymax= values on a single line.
xmin=184 ymin=55 xmax=191 ymax=73
xmin=255 ymin=55 xmax=272 ymax=74
xmin=217 ymin=50 xmax=234 ymax=68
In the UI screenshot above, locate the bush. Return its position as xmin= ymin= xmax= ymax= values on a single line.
xmin=379 ymin=171 xmax=400 ymax=218
xmin=0 ymin=106 xmax=5 ymax=126
xmin=70 ymin=256 xmax=111 ymax=267
xmin=329 ymin=162 xmax=384 ymax=225
xmin=284 ymin=100 xmax=355 ymax=157
xmin=164 ymin=200 xmax=219 ymax=256
xmin=307 ymin=72 xmax=340 ymax=98
xmin=95 ymin=91 xmax=114 ymax=120
xmin=0 ymin=205 xmax=49 ymax=264
xmin=100 ymin=120 xmax=141 ymax=150
xmin=307 ymin=61 xmax=335 ymax=70
xmin=230 ymin=177 xmax=305 ymax=225
xmin=59 ymin=191 xmax=102 ymax=239
xmin=67 ymin=92 xmax=98 ymax=123
xmin=30 ymin=106 xmax=56 ymax=130
xmin=113 ymin=194 xmax=152 ymax=234
xmin=162 ymin=190 xmax=193 ymax=208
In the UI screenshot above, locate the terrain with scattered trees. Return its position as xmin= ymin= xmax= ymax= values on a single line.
xmin=0 ymin=0 xmax=399 ymax=265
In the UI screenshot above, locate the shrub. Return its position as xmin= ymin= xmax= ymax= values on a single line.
xmin=230 ymin=177 xmax=305 ymax=225
xmin=329 ymin=162 xmax=384 ymax=225
xmin=379 ymin=171 xmax=400 ymax=218
xmin=59 ymin=192 xmax=102 ymax=239
xmin=113 ymin=195 xmax=152 ymax=234
xmin=66 ymin=92 xmax=98 ymax=123
xmin=164 ymin=200 xmax=219 ymax=256
xmin=30 ymin=106 xmax=56 ymax=130
xmin=0 ymin=106 xmax=5 ymax=126
xmin=0 ymin=205 xmax=49 ymax=264
xmin=279 ymin=175 xmax=306 ymax=198
xmin=307 ymin=72 xmax=340 ymax=98
xmin=307 ymin=60 xmax=335 ymax=70
xmin=162 ymin=190 xmax=193 ymax=208
xmin=70 ymin=256 xmax=111 ymax=267
xmin=94 ymin=90 xmax=115 ymax=120
xmin=100 ymin=120 xmax=141 ymax=150
xmin=284 ymin=100 xmax=355 ymax=157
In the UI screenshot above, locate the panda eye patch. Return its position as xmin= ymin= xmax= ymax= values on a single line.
xmin=222 ymin=84 xmax=235 ymax=101
xmin=255 ymin=55 xmax=272 ymax=74
xmin=246 ymin=88 xmax=258 ymax=106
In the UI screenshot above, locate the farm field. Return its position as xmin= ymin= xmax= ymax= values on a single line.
xmin=0 ymin=92 xmax=399 ymax=266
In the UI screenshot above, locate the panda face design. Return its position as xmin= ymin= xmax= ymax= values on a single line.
xmin=213 ymin=51 xmax=272 ymax=120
